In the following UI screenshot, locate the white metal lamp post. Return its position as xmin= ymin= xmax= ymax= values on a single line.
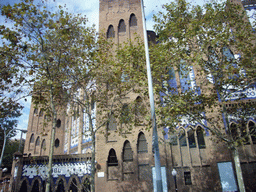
xmin=172 ymin=169 xmax=178 ymax=192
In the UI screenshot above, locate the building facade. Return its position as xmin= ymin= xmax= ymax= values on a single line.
xmin=10 ymin=0 xmax=256 ymax=191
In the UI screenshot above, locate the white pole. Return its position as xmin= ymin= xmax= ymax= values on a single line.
xmin=140 ymin=0 xmax=163 ymax=191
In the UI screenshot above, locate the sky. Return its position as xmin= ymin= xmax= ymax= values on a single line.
xmin=0 ymin=0 xmax=207 ymax=140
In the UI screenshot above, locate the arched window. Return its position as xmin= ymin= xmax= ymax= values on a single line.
xmin=107 ymin=114 xmax=117 ymax=131
xmin=55 ymin=139 xmax=60 ymax=148
xmin=179 ymin=129 xmax=187 ymax=147
xmin=30 ymin=134 xmax=35 ymax=143
xmin=196 ymin=127 xmax=206 ymax=149
xmin=118 ymin=19 xmax=126 ymax=33
xmin=129 ymin=14 xmax=137 ymax=27
xmin=29 ymin=134 xmax=34 ymax=151
xmin=187 ymin=128 xmax=196 ymax=148
xmin=107 ymin=148 xmax=118 ymax=166
xmin=123 ymin=140 xmax=133 ymax=162
xmin=107 ymin=25 xmax=115 ymax=38
xmin=56 ymin=119 xmax=61 ymax=128
xmin=39 ymin=110 xmax=43 ymax=117
xmin=56 ymin=179 xmax=65 ymax=192
xmin=35 ymin=137 xmax=40 ymax=146
xmin=69 ymin=178 xmax=77 ymax=192
xmin=41 ymin=139 xmax=46 ymax=151
xmin=135 ymin=97 xmax=144 ymax=124
xmin=33 ymin=108 xmax=38 ymax=115
xmin=138 ymin=132 xmax=148 ymax=153
xmin=82 ymin=178 xmax=91 ymax=192
xmin=240 ymin=122 xmax=249 ymax=144
xmin=121 ymin=104 xmax=130 ymax=124
xmin=19 ymin=180 xmax=28 ymax=192
xmin=31 ymin=179 xmax=39 ymax=192
xmin=249 ymin=121 xmax=256 ymax=144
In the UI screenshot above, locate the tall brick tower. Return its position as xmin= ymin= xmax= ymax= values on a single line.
xmin=99 ymin=0 xmax=144 ymax=43
xmin=95 ymin=1 xmax=155 ymax=191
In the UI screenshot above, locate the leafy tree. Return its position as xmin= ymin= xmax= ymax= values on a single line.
xmin=1 ymin=0 xmax=98 ymax=191
xmin=62 ymin=36 xmax=147 ymax=192
xmin=1 ymin=1 xmax=147 ymax=191
xmin=1 ymin=139 xmax=24 ymax=171
xmin=152 ymin=0 xmax=256 ymax=191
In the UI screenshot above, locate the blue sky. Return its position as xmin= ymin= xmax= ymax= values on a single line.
xmin=0 ymin=0 xmax=207 ymax=139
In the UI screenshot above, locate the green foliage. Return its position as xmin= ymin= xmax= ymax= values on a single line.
xmin=152 ymin=0 xmax=256 ymax=145
xmin=1 ymin=139 xmax=23 ymax=170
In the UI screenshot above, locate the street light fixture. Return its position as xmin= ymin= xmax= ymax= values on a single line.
xmin=172 ymin=169 xmax=178 ymax=192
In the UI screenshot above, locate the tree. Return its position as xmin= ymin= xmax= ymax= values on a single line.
xmin=152 ymin=0 xmax=256 ymax=191
xmin=1 ymin=1 xmax=147 ymax=191
xmin=1 ymin=139 xmax=23 ymax=171
xmin=63 ymin=36 xmax=147 ymax=192
xmin=1 ymin=1 xmax=99 ymax=191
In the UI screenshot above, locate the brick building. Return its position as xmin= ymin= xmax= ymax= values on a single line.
xmin=10 ymin=0 xmax=256 ymax=191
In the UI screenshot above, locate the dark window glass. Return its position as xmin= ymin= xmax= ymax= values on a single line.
xmin=30 ymin=134 xmax=34 ymax=143
xmin=39 ymin=110 xmax=43 ymax=117
xmin=108 ymin=149 xmax=118 ymax=166
xmin=56 ymin=119 xmax=61 ymax=128
xmin=184 ymin=171 xmax=192 ymax=185
xmin=41 ymin=139 xmax=46 ymax=151
xmin=249 ymin=121 xmax=256 ymax=144
xmin=107 ymin=25 xmax=115 ymax=38
xmin=34 ymin=108 xmax=38 ymax=115
xmin=179 ymin=129 xmax=187 ymax=147
xmin=35 ymin=137 xmax=40 ymax=146
xmin=138 ymin=132 xmax=148 ymax=153
xmin=188 ymin=128 xmax=196 ymax=148
xmin=123 ymin=141 xmax=133 ymax=161
xmin=130 ymin=14 xmax=137 ymax=27
xmin=197 ymin=127 xmax=206 ymax=149
xmin=55 ymin=139 xmax=60 ymax=148
xmin=240 ymin=122 xmax=250 ymax=145
xmin=118 ymin=19 xmax=126 ymax=33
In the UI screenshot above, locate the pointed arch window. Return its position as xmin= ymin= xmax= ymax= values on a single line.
xmin=196 ymin=127 xmax=206 ymax=149
xmin=188 ymin=128 xmax=196 ymax=148
xmin=55 ymin=138 xmax=60 ymax=148
xmin=33 ymin=108 xmax=38 ymax=115
xmin=107 ymin=114 xmax=117 ymax=131
xmin=123 ymin=141 xmax=133 ymax=162
xmin=135 ymin=96 xmax=144 ymax=124
xmin=118 ymin=19 xmax=126 ymax=33
xmin=107 ymin=149 xmax=118 ymax=166
xmin=240 ymin=122 xmax=250 ymax=144
xmin=35 ymin=137 xmax=40 ymax=146
xmin=107 ymin=25 xmax=115 ymax=38
xmin=249 ymin=121 xmax=256 ymax=144
xmin=39 ymin=110 xmax=43 ymax=117
xmin=30 ymin=134 xmax=35 ymax=143
xmin=129 ymin=14 xmax=137 ymax=27
xmin=179 ymin=129 xmax=187 ymax=147
xmin=138 ymin=132 xmax=148 ymax=153
xmin=41 ymin=139 xmax=46 ymax=151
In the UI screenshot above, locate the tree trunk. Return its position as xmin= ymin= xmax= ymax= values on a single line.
xmin=91 ymin=131 xmax=95 ymax=192
xmin=0 ymin=133 xmax=7 ymax=168
xmin=46 ymin=88 xmax=57 ymax=192
xmin=232 ymin=147 xmax=245 ymax=192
